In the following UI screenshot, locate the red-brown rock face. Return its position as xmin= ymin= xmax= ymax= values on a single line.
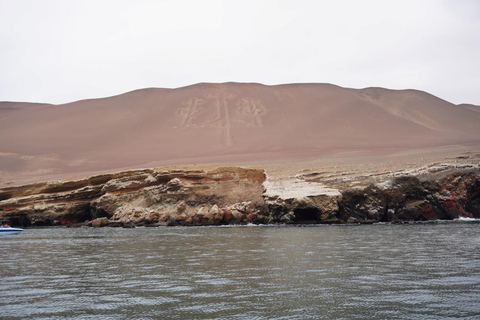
xmin=337 ymin=170 xmax=480 ymax=223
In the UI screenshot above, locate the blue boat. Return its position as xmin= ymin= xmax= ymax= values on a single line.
xmin=0 ymin=224 xmax=23 ymax=235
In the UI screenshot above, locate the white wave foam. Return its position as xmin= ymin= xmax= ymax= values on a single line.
xmin=455 ymin=217 xmax=480 ymax=222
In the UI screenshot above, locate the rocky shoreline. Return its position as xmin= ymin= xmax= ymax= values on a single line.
xmin=1 ymin=162 xmax=479 ymax=228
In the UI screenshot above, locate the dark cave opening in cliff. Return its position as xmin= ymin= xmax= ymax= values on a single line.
xmin=8 ymin=215 xmax=31 ymax=228
xmin=32 ymin=219 xmax=54 ymax=227
xmin=293 ymin=207 xmax=321 ymax=223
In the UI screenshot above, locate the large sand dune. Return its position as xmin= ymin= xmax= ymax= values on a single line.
xmin=1 ymin=82 xmax=480 ymax=186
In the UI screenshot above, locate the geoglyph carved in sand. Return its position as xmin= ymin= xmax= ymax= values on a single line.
xmin=178 ymin=97 xmax=204 ymax=128
xmin=177 ymin=92 xmax=267 ymax=146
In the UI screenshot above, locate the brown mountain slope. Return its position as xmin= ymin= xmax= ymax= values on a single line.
xmin=458 ymin=103 xmax=480 ymax=114
xmin=1 ymin=82 xmax=480 ymax=186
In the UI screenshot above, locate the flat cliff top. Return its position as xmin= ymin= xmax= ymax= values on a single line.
xmin=256 ymin=145 xmax=480 ymax=193
xmin=1 ymin=82 xmax=480 ymax=186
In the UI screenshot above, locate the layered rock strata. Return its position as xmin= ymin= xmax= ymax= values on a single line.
xmin=0 ymin=166 xmax=479 ymax=227
xmin=0 ymin=167 xmax=267 ymax=227
xmin=264 ymin=169 xmax=480 ymax=224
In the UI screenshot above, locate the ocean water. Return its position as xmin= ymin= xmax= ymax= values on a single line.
xmin=1 ymin=222 xmax=479 ymax=319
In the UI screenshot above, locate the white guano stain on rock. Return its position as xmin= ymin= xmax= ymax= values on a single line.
xmin=263 ymin=173 xmax=341 ymax=200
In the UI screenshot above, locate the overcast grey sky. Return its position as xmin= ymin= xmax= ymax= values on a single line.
xmin=1 ymin=0 xmax=479 ymax=105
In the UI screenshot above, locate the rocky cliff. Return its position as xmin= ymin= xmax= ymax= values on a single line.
xmin=264 ymin=169 xmax=480 ymax=224
xmin=1 ymin=164 xmax=479 ymax=227
xmin=0 ymin=167 xmax=267 ymax=227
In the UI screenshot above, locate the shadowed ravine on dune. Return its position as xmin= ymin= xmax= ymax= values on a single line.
xmin=1 ymin=82 xmax=480 ymax=186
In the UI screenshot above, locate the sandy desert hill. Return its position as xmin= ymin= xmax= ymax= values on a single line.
xmin=1 ymin=82 xmax=480 ymax=186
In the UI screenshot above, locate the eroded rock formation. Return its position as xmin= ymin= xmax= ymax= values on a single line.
xmin=266 ymin=168 xmax=480 ymax=224
xmin=339 ymin=170 xmax=480 ymax=222
xmin=0 ymin=167 xmax=267 ymax=227
xmin=0 ymin=166 xmax=479 ymax=227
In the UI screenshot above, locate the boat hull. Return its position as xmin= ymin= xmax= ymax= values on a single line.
xmin=0 ymin=228 xmax=23 ymax=235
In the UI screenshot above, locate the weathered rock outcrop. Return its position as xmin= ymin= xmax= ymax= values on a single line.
xmin=337 ymin=171 xmax=480 ymax=223
xmin=0 ymin=167 xmax=267 ymax=227
xmin=262 ymin=167 xmax=480 ymax=224
xmin=1 ymin=165 xmax=479 ymax=227
xmin=264 ymin=193 xmax=342 ymax=224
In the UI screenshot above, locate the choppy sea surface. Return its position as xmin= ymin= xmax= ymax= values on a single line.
xmin=1 ymin=221 xmax=480 ymax=319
